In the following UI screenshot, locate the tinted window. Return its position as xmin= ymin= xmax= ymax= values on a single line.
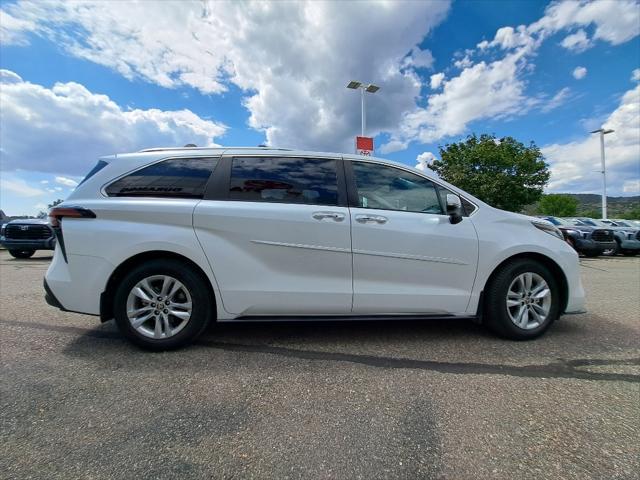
xmin=229 ymin=157 xmax=338 ymax=205
xmin=352 ymin=162 xmax=443 ymax=214
xmin=106 ymin=157 xmax=215 ymax=198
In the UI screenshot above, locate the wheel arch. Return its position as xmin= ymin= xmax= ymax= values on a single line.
xmin=100 ymin=250 xmax=217 ymax=322
xmin=480 ymin=252 xmax=569 ymax=316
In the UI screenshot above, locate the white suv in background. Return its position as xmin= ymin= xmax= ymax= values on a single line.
xmin=44 ymin=147 xmax=586 ymax=349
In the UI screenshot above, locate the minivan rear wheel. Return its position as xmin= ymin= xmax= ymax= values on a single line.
xmin=113 ymin=259 xmax=213 ymax=350
xmin=484 ymin=259 xmax=560 ymax=340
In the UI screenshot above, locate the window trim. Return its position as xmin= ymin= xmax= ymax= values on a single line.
xmin=202 ymin=154 xmax=348 ymax=207
xmin=344 ymin=159 xmax=478 ymax=217
xmin=101 ymin=155 xmax=221 ymax=199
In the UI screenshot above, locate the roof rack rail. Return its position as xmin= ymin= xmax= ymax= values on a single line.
xmin=138 ymin=146 xmax=292 ymax=153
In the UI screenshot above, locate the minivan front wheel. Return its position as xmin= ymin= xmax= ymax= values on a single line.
xmin=113 ymin=259 xmax=213 ymax=350
xmin=484 ymin=259 xmax=560 ymax=340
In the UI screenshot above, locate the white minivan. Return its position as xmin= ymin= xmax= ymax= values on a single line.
xmin=44 ymin=147 xmax=585 ymax=349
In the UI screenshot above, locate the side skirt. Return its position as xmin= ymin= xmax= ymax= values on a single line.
xmin=219 ymin=314 xmax=478 ymax=323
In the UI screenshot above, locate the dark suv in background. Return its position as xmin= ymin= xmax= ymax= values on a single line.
xmin=0 ymin=219 xmax=56 ymax=258
xmin=542 ymin=216 xmax=615 ymax=257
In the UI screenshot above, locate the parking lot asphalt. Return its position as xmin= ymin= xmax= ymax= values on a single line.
xmin=0 ymin=250 xmax=638 ymax=480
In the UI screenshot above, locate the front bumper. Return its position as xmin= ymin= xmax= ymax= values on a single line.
xmin=0 ymin=236 xmax=56 ymax=250
xmin=573 ymin=238 xmax=616 ymax=252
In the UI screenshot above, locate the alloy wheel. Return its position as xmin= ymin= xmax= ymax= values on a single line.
xmin=506 ymin=272 xmax=552 ymax=330
xmin=126 ymin=275 xmax=193 ymax=339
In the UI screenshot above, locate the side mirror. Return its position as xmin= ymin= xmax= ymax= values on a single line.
xmin=446 ymin=194 xmax=463 ymax=224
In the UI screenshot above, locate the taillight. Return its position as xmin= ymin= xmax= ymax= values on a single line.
xmin=48 ymin=206 xmax=95 ymax=263
xmin=48 ymin=206 xmax=96 ymax=227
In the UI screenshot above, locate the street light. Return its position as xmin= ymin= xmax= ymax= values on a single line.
xmin=347 ymin=80 xmax=380 ymax=137
xmin=590 ymin=128 xmax=614 ymax=219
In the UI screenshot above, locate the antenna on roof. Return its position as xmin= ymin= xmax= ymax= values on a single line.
xmin=184 ymin=143 xmax=197 ymax=147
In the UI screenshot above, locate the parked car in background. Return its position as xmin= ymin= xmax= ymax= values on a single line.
xmin=566 ymin=218 xmax=640 ymax=256
xmin=0 ymin=218 xmax=56 ymax=258
xmin=43 ymin=147 xmax=585 ymax=349
xmin=541 ymin=216 xmax=615 ymax=257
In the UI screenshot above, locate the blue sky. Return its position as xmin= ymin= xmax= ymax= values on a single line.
xmin=1 ymin=0 xmax=638 ymax=215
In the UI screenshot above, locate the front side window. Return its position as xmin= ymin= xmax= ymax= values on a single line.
xmin=352 ymin=162 xmax=443 ymax=214
xmin=229 ymin=157 xmax=339 ymax=206
xmin=106 ymin=157 xmax=215 ymax=198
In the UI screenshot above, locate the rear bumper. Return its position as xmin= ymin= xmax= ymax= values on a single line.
xmin=0 ymin=237 xmax=55 ymax=250
xmin=43 ymin=278 xmax=66 ymax=310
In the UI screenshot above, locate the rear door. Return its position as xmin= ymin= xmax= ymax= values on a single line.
xmin=193 ymin=155 xmax=352 ymax=316
xmin=346 ymin=160 xmax=479 ymax=315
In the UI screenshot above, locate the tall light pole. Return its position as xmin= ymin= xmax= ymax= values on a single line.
xmin=591 ymin=128 xmax=614 ymax=219
xmin=347 ymin=81 xmax=380 ymax=137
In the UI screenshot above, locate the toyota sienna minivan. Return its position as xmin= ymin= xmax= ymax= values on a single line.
xmin=44 ymin=147 xmax=586 ymax=349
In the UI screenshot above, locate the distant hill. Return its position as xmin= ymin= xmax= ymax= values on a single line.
xmin=524 ymin=194 xmax=639 ymax=218
xmin=564 ymin=194 xmax=639 ymax=217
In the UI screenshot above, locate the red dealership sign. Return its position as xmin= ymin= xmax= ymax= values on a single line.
xmin=356 ymin=136 xmax=374 ymax=155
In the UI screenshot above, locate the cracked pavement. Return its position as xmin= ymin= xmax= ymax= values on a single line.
xmin=1 ymin=251 xmax=639 ymax=479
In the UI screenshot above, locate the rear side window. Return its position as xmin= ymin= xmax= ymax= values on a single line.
xmin=229 ymin=157 xmax=339 ymax=206
xmin=78 ymin=160 xmax=109 ymax=186
xmin=106 ymin=157 xmax=216 ymax=199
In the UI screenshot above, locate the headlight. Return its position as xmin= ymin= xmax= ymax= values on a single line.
xmin=532 ymin=221 xmax=564 ymax=240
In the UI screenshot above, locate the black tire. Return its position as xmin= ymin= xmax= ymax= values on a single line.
xmin=8 ymin=249 xmax=35 ymax=259
xmin=113 ymin=259 xmax=213 ymax=350
xmin=484 ymin=259 xmax=561 ymax=340
xmin=608 ymin=240 xmax=621 ymax=256
xmin=583 ymin=250 xmax=602 ymax=258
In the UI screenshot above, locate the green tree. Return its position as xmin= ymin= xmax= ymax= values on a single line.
xmin=37 ymin=199 xmax=64 ymax=219
xmin=429 ymin=134 xmax=550 ymax=212
xmin=537 ymin=194 xmax=578 ymax=217
xmin=579 ymin=209 xmax=601 ymax=219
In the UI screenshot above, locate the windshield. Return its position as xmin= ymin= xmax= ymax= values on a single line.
xmin=614 ymin=221 xmax=631 ymax=227
xmin=564 ymin=218 xmax=588 ymax=227
xmin=584 ymin=219 xmax=611 ymax=227
xmin=544 ymin=217 xmax=569 ymax=226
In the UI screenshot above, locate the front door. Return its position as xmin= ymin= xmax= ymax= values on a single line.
xmin=347 ymin=160 xmax=479 ymax=315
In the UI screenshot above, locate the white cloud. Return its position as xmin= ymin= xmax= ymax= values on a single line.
xmin=572 ymin=66 xmax=587 ymax=79
xmin=0 ymin=71 xmax=226 ymax=175
xmin=623 ymin=179 xmax=640 ymax=194
xmin=0 ymin=0 xmax=451 ymax=153
xmin=543 ymin=81 xmax=640 ymax=195
xmin=404 ymin=47 xmax=435 ymax=69
xmin=415 ymin=151 xmax=437 ymax=171
xmin=382 ymin=0 xmax=640 ymax=153
xmin=54 ymin=176 xmax=78 ymax=187
xmin=560 ymin=29 xmax=591 ymax=52
xmin=430 ymin=73 xmax=445 ymax=89
xmin=530 ymin=0 xmax=640 ymax=47
xmin=632 ymin=69 xmax=640 ymax=82
xmin=0 ymin=178 xmax=44 ymax=197
xmin=40 ymin=180 xmax=49 ymax=184
xmin=382 ymin=50 xmax=531 ymax=151
xmin=541 ymin=87 xmax=572 ymax=113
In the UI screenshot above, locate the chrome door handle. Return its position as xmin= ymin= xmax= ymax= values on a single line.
xmin=312 ymin=211 xmax=345 ymax=222
xmin=355 ymin=214 xmax=388 ymax=224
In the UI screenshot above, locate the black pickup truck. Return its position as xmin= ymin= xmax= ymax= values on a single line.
xmin=0 ymin=219 xmax=56 ymax=258
xmin=541 ymin=216 xmax=615 ymax=257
